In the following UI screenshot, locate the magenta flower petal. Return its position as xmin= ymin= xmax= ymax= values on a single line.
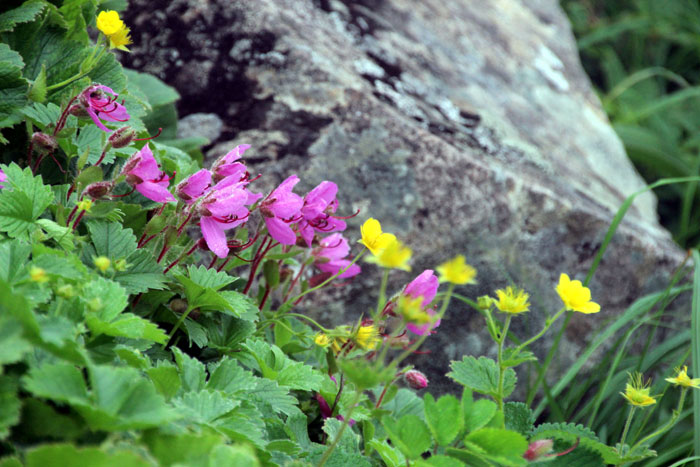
xmin=318 ymin=233 xmax=350 ymax=260
xmin=318 ymin=260 xmax=361 ymax=279
xmin=406 ymin=311 xmax=441 ymax=336
xmin=135 ymin=181 xmax=176 ymax=203
xmin=200 ymin=216 xmax=229 ymax=258
xmin=265 ymin=216 xmax=297 ymax=245
xmin=177 ymin=169 xmax=212 ymax=203
xmin=0 ymin=168 xmax=7 ymax=189
xmin=80 ymin=84 xmax=130 ymax=132
xmin=404 ymin=270 xmax=439 ymax=307
xmin=129 ymin=145 xmax=162 ymax=181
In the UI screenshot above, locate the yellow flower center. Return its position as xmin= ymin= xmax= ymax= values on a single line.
xmin=94 ymin=256 xmax=111 ymax=273
xmin=354 ymin=325 xmax=380 ymax=350
xmin=437 ymin=255 xmax=477 ymax=285
xmin=371 ymin=239 xmax=412 ymax=271
xmin=494 ymin=286 xmax=530 ymax=314
xmin=29 ymin=266 xmax=48 ymax=283
xmin=96 ymin=11 xmax=124 ymax=36
xmin=314 ymin=333 xmax=331 ymax=348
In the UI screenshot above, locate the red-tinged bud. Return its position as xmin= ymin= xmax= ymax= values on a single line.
xmin=120 ymin=153 xmax=142 ymax=177
xmin=31 ymin=132 xmax=58 ymax=154
xmin=197 ymin=237 xmax=210 ymax=251
xmin=279 ymin=267 xmax=293 ymax=282
xmin=388 ymin=334 xmax=411 ymax=348
xmin=309 ymin=272 xmax=333 ymax=287
xmin=259 ymin=204 xmax=275 ymax=218
xmin=169 ymin=298 xmax=188 ymax=314
xmin=85 ymin=181 xmax=114 ymax=199
xmin=108 ymin=126 xmax=136 ymax=148
xmin=69 ymin=103 xmax=89 ymax=118
xmin=523 ymin=440 xmax=554 ymax=461
xmin=404 ymin=370 xmax=428 ymax=390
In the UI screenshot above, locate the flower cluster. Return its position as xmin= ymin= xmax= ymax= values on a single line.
xmin=96 ymin=10 xmax=131 ymax=51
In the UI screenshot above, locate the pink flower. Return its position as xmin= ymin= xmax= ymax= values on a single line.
xmin=298 ymin=181 xmax=347 ymax=247
xmin=79 ymin=84 xmax=130 ymax=132
xmin=404 ymin=370 xmax=429 ymax=390
xmin=198 ymin=180 xmax=251 ymax=258
xmin=211 ymin=144 xmax=250 ymax=182
xmin=259 ymin=175 xmax=303 ymax=245
xmin=176 ymin=169 xmax=212 ymax=204
xmin=403 ymin=270 xmax=440 ymax=335
xmin=312 ymin=233 xmax=361 ymax=278
xmin=121 ymin=144 xmax=176 ymax=203
xmin=0 ymin=168 xmax=6 ymax=189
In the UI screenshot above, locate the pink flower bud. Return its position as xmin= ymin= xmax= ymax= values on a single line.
xmin=108 ymin=126 xmax=136 ymax=148
xmin=85 ymin=181 xmax=114 ymax=199
xmin=404 ymin=370 xmax=428 ymax=390
xmin=523 ymin=439 xmax=554 ymax=461
xmin=31 ymin=132 xmax=58 ymax=154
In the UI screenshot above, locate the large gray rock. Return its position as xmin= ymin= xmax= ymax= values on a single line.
xmin=124 ymin=0 xmax=685 ymax=394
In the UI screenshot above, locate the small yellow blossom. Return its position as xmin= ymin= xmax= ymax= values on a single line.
xmin=437 ymin=255 xmax=477 ymax=285
xmin=354 ymin=325 xmax=380 ymax=350
xmin=621 ymin=372 xmax=657 ymax=407
xmin=94 ymin=256 xmax=111 ymax=272
xmin=494 ymin=286 xmax=530 ymax=314
xmin=331 ymin=336 xmax=348 ymax=354
xmin=367 ymin=238 xmax=412 ymax=271
xmin=77 ymin=199 xmax=93 ymax=212
xmin=96 ymin=10 xmax=132 ymax=51
xmin=314 ymin=333 xmax=331 ymax=348
xmin=665 ymin=366 xmax=700 ymax=389
xmin=29 ymin=266 xmax=48 ymax=283
xmin=359 ymin=218 xmax=396 ymax=256
xmin=556 ymin=273 xmax=600 ymax=314
xmin=398 ymin=295 xmax=432 ymax=324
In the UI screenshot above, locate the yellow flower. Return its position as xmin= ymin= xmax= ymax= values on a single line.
xmin=314 ymin=333 xmax=331 ymax=348
xmin=96 ymin=10 xmax=132 ymax=51
xmin=621 ymin=372 xmax=657 ymax=407
xmin=367 ymin=238 xmax=412 ymax=271
xmin=354 ymin=325 xmax=380 ymax=350
xmin=94 ymin=256 xmax=111 ymax=273
xmin=494 ymin=286 xmax=530 ymax=314
xmin=359 ymin=218 xmax=396 ymax=256
xmin=29 ymin=266 xmax=48 ymax=283
xmin=398 ymin=295 xmax=432 ymax=324
xmin=556 ymin=273 xmax=600 ymax=314
xmin=77 ymin=199 xmax=93 ymax=212
xmin=665 ymin=366 xmax=700 ymax=389
xmin=96 ymin=10 xmax=124 ymax=36
xmin=437 ymin=255 xmax=477 ymax=285
xmin=331 ymin=336 xmax=348 ymax=354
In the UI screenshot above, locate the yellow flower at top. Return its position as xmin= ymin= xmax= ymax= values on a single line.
xmin=368 ymin=238 xmax=412 ymax=271
xmin=359 ymin=218 xmax=396 ymax=256
xmin=621 ymin=372 xmax=657 ymax=407
xmin=96 ymin=10 xmax=132 ymax=51
xmin=556 ymin=273 xmax=600 ymax=314
xmin=354 ymin=325 xmax=380 ymax=350
xmin=494 ymin=286 xmax=530 ymax=314
xmin=437 ymin=255 xmax=477 ymax=285
xmin=665 ymin=366 xmax=700 ymax=389
xmin=314 ymin=333 xmax=331 ymax=348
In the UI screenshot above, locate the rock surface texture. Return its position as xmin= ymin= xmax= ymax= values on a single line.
xmin=124 ymin=0 xmax=685 ymax=394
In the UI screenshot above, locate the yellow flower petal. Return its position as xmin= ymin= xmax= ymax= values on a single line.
xmin=359 ymin=218 xmax=396 ymax=256
xmin=556 ymin=273 xmax=600 ymax=314
xmin=494 ymin=286 xmax=530 ymax=314
xmin=96 ymin=10 xmax=124 ymax=36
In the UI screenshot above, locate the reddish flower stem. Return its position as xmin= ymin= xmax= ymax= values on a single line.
xmin=177 ymin=210 xmax=194 ymax=236
xmin=156 ymin=245 xmax=169 ymax=263
xmin=71 ymin=211 xmax=86 ymax=231
xmin=94 ymin=149 xmax=107 ymax=166
xmin=283 ymin=263 xmax=306 ymax=302
xmin=26 ymin=141 xmax=34 ymax=174
xmin=66 ymin=205 xmax=79 ymax=226
xmin=259 ymin=286 xmax=271 ymax=310
xmin=164 ymin=243 xmax=199 ymax=273
xmin=139 ymin=234 xmax=157 ymax=248
xmin=216 ymin=257 xmax=231 ymax=272
xmin=54 ymin=95 xmax=78 ymax=137
xmin=208 ymin=256 xmax=218 ymax=269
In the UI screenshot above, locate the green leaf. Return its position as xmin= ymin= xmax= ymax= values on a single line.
xmin=529 ymin=422 xmax=617 ymax=464
xmin=464 ymin=398 xmax=497 ymax=433
xmin=25 ymin=444 xmax=151 ymax=467
xmin=172 ymin=347 xmax=206 ymax=393
xmin=22 ymin=362 xmax=90 ymax=406
xmin=216 ymin=402 xmax=267 ymax=448
xmin=86 ymin=221 xmax=137 ymax=260
xmin=0 ymin=61 xmax=29 ymax=122
xmin=75 ymin=125 xmax=110 ymax=165
xmin=208 ymin=444 xmax=260 ymax=467
xmin=141 ymin=431 xmax=227 ymax=467
xmin=204 ymin=314 xmax=256 ymax=350
xmin=175 ymin=273 xmax=236 ymax=315
xmin=146 ymin=361 xmax=181 ymax=400
xmin=28 ymin=63 xmax=46 ymax=102
xmin=382 ymin=414 xmax=432 ymax=460
xmin=338 ymin=358 xmax=393 ymax=390
xmin=0 ymin=239 xmax=31 ymax=283
xmin=114 ymin=248 xmax=166 ymax=294
xmin=380 ymin=387 xmax=425 ymax=419
xmin=21 ymin=102 xmax=62 ymax=129
xmin=0 ymin=315 xmax=32 ymax=366
xmin=0 ymin=376 xmax=20 ymax=440
xmin=173 ymin=389 xmax=240 ymax=424
xmin=447 ymin=356 xmax=516 ymax=399
xmin=86 ymin=312 xmax=168 ymax=343
xmin=414 ymin=456 xmax=465 ymax=467
xmin=248 ymin=378 xmax=299 ymax=416
xmin=323 ymin=417 xmax=361 ymax=453
xmin=36 ymin=218 xmax=75 ymax=251
xmin=424 ymin=393 xmax=463 ymax=446
xmin=0 ymin=43 xmax=25 ymax=69
xmin=124 ymin=68 xmax=179 ymax=108
xmin=206 ymin=357 xmax=258 ymax=394
xmin=367 ymin=440 xmax=406 ymax=467
xmin=504 ymin=402 xmax=534 ymax=437
xmin=59 ymin=0 xmax=97 ymax=43
xmin=0 ymin=164 xmax=53 ymax=238
xmin=187 ymin=264 xmax=235 ymax=290
xmin=242 ymin=338 xmax=323 ymax=391
xmin=464 ymin=428 xmax=528 ymax=465
xmin=81 ymin=277 xmax=127 ymax=322
xmin=0 ymin=1 xmax=46 ymax=32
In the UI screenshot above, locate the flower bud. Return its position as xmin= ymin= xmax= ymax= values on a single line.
xmin=404 ymin=370 xmax=428 ymax=390
xmin=523 ymin=439 xmax=554 ymax=461
xmin=169 ymin=298 xmax=188 ymax=314
xmin=56 ymin=284 xmax=75 ymax=299
xmin=31 ymin=132 xmax=58 ymax=154
xmin=87 ymin=297 xmax=102 ymax=312
xmin=68 ymin=103 xmax=89 ymax=118
xmin=85 ymin=181 xmax=114 ymax=200
xmin=477 ymin=295 xmax=493 ymax=310
xmin=93 ymin=256 xmax=111 ymax=272
xmin=29 ymin=266 xmax=49 ymax=283
xmin=108 ymin=126 xmax=136 ymax=148
xmin=113 ymin=258 xmax=128 ymax=271
xmin=77 ymin=199 xmax=93 ymax=212
xmin=314 ymin=333 xmax=331 ymax=348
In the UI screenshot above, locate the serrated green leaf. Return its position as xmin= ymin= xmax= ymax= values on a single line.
xmin=28 ymin=63 xmax=46 ymax=102
xmin=86 ymin=312 xmax=167 ymax=343
xmin=382 ymin=414 xmax=432 ymax=460
xmin=0 ymin=1 xmax=46 ymax=33
xmin=86 ymin=220 xmax=137 ymax=259
xmin=0 ymin=315 xmax=31 ymax=366
xmin=529 ymin=422 xmax=617 ymax=464
xmin=172 ymin=347 xmax=206 ymax=393
xmin=0 ymin=376 xmax=20 ymax=440
xmin=216 ymin=402 xmax=267 ymax=449
xmin=59 ymin=0 xmax=97 ymax=43
xmin=367 ymin=440 xmax=406 ymax=467
xmin=36 ymin=218 xmax=75 ymax=251
xmin=242 ymin=338 xmax=323 ymax=391
xmin=415 ymin=457 xmax=465 ymax=467
xmin=208 ymin=444 xmax=260 ymax=467
xmin=204 ymin=314 xmax=256 ymax=350
xmin=187 ymin=264 xmax=235 ymax=290
xmin=0 ymin=43 xmax=24 ymax=69
xmin=464 ymin=428 xmax=528 ymax=464
xmin=141 ymin=431 xmax=226 ymax=467
xmin=173 ymin=389 xmax=240 ymax=424
xmin=75 ymin=124 xmax=111 ymax=165
xmin=338 ymin=358 xmax=393 ymax=390
xmin=448 ymin=356 xmax=516 ymax=398
xmin=248 ymin=378 xmax=299 ymax=416
xmin=20 ymin=101 xmax=62 ymax=129
xmin=0 ymin=239 xmax=31 ymax=283
xmin=81 ymin=276 xmax=127 ymax=322
xmin=464 ymin=398 xmax=497 ymax=433
xmin=0 ymin=61 xmax=28 ymax=121
xmin=206 ymin=357 xmax=258 ymax=394
xmin=0 ymin=164 xmax=53 ymax=238
xmin=25 ymin=443 xmax=151 ymax=467
xmin=22 ymin=362 xmax=90 ymax=405
xmin=504 ymin=402 xmax=534 ymax=437
xmin=323 ymin=417 xmax=361 ymax=453
xmin=146 ymin=361 xmax=181 ymax=400
xmin=115 ymin=248 xmax=166 ymax=294
xmin=424 ymin=393 xmax=463 ymax=446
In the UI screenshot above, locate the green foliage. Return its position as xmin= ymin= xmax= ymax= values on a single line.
xmin=424 ymin=393 xmax=463 ymax=446
xmin=382 ymin=414 xmax=432 ymax=460
xmin=448 ymin=356 xmax=516 ymax=399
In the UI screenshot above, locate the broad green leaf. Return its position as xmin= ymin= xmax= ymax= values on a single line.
xmin=86 ymin=312 xmax=167 ymax=343
xmin=208 ymin=444 xmax=260 ymax=467
xmin=216 ymin=402 xmax=267 ymax=449
xmin=0 ymin=239 xmax=31 ymax=283
xmin=380 ymin=387 xmax=425 ymax=419
xmin=21 ymin=102 xmax=62 ymax=129
xmin=36 ymin=218 xmax=75 ymax=251
xmin=25 ymin=444 xmax=151 ymax=467
xmin=0 ymin=43 xmax=24 ymax=69
xmin=529 ymin=422 xmax=617 ymax=464
xmin=124 ymin=68 xmax=179 ymax=108
xmin=173 ymin=390 xmax=240 ymax=424
xmin=242 ymin=338 xmax=323 ymax=391
xmin=248 ymin=378 xmax=299 ymax=416
xmin=367 ymin=440 xmax=406 ymax=467
xmin=147 ymin=361 xmax=181 ymax=400
xmin=175 ymin=273 xmax=236 ymax=315
xmin=81 ymin=277 xmax=127 ymax=322
xmin=114 ymin=345 xmax=150 ymax=370
xmin=464 ymin=428 xmax=528 ymax=465
xmin=13 ymin=25 xmax=85 ymax=84
xmin=28 ymin=63 xmax=46 ymax=102
xmin=86 ymin=221 xmax=137 ymax=260
xmin=141 ymin=431 xmax=227 ymax=467
xmin=75 ymin=125 xmax=110 ymax=165
xmin=220 ymin=290 xmax=258 ymax=321
xmin=59 ymin=0 xmax=97 ymax=43
xmin=204 ymin=315 xmax=256 ymax=350
xmin=448 ymin=356 xmax=516 ymax=398
xmin=0 ymin=315 xmax=31 ymax=365
xmin=424 ymin=393 xmax=463 ymax=446
xmin=0 ymin=164 xmax=53 ymax=238
xmin=22 ymin=362 xmax=90 ymax=406
xmin=0 ymin=376 xmax=20 ymax=440
xmin=414 ymin=456 xmax=465 ymax=467
xmin=206 ymin=357 xmax=258 ymax=394
xmin=115 ymin=248 xmax=166 ymax=294
xmin=338 ymin=358 xmax=393 ymax=390
xmin=187 ymin=264 xmax=235 ymax=290
xmin=32 ymin=252 xmax=86 ymax=281
xmin=0 ymin=1 xmax=46 ymax=32
xmin=323 ymin=417 xmax=361 ymax=453
xmin=464 ymin=398 xmax=497 ymax=433
xmin=14 ymin=399 xmax=83 ymax=440
xmin=382 ymin=414 xmax=432 ymax=460
xmin=172 ymin=347 xmax=207 ymax=393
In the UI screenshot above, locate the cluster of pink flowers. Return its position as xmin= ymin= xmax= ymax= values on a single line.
xmin=76 ymin=84 xmax=130 ymax=132
xmin=121 ymin=143 xmax=359 ymax=278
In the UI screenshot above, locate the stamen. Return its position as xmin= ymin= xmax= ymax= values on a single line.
xmin=134 ymin=128 xmax=163 ymax=141
xmin=333 ymin=208 xmax=361 ymax=220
